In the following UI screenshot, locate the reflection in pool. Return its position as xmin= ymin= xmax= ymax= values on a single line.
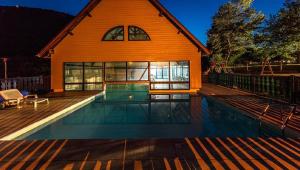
xmin=24 ymin=91 xmax=286 ymax=139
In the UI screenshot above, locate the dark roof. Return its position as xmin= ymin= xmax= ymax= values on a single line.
xmin=37 ymin=0 xmax=210 ymax=57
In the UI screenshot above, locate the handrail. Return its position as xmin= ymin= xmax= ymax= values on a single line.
xmin=281 ymin=105 xmax=297 ymax=130
xmin=207 ymin=73 xmax=299 ymax=105
xmin=259 ymin=104 xmax=270 ymax=120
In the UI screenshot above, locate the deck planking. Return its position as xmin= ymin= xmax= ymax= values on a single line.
xmin=0 ymin=138 xmax=299 ymax=169
xmin=0 ymin=92 xmax=99 ymax=139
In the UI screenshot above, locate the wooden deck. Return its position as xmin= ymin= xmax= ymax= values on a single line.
xmin=0 ymin=92 xmax=99 ymax=139
xmin=0 ymin=138 xmax=299 ymax=169
xmin=201 ymin=84 xmax=300 ymax=133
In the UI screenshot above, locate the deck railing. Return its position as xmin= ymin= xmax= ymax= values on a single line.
xmin=0 ymin=76 xmax=50 ymax=92
xmin=204 ymin=73 xmax=300 ymax=105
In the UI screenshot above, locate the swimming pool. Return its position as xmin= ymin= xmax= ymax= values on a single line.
xmin=23 ymin=88 xmax=289 ymax=139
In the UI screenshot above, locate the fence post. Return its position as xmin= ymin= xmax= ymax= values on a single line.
xmin=289 ymin=75 xmax=296 ymax=104
xmin=275 ymin=78 xmax=280 ymax=97
xmin=251 ymin=75 xmax=255 ymax=93
xmin=266 ymin=76 xmax=270 ymax=95
xmin=271 ymin=77 xmax=275 ymax=97
xmin=248 ymin=75 xmax=251 ymax=91
xmin=257 ymin=76 xmax=260 ymax=93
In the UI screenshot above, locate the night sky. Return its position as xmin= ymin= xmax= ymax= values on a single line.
xmin=0 ymin=0 xmax=285 ymax=43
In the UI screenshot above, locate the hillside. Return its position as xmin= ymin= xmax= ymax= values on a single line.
xmin=0 ymin=6 xmax=73 ymax=77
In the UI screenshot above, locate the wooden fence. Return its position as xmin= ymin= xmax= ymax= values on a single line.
xmin=204 ymin=73 xmax=300 ymax=105
xmin=0 ymin=76 xmax=50 ymax=93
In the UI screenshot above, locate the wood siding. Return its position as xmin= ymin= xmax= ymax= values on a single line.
xmin=51 ymin=0 xmax=202 ymax=92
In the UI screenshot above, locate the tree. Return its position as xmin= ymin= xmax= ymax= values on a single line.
xmin=207 ymin=0 xmax=264 ymax=68
xmin=266 ymin=0 xmax=300 ymax=62
xmin=254 ymin=0 xmax=300 ymax=74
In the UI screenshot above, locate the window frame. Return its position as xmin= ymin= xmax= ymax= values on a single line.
xmin=104 ymin=62 xmax=127 ymax=82
xmin=149 ymin=61 xmax=190 ymax=90
xmin=127 ymin=61 xmax=149 ymax=81
xmin=102 ymin=25 xmax=125 ymax=41
xmin=63 ymin=62 xmax=104 ymax=91
xmin=128 ymin=25 xmax=151 ymax=41
xmin=63 ymin=61 xmax=190 ymax=91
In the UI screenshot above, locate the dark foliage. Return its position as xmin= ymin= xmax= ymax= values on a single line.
xmin=0 ymin=6 xmax=73 ymax=78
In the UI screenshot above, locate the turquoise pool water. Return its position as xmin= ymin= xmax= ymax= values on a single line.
xmin=24 ymin=86 xmax=288 ymax=139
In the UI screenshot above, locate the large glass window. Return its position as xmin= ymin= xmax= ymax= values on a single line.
xmin=127 ymin=62 xmax=149 ymax=81
xmin=84 ymin=62 xmax=103 ymax=90
xmin=170 ymin=61 xmax=189 ymax=82
xmin=84 ymin=63 xmax=103 ymax=83
xmin=64 ymin=61 xmax=189 ymax=91
xmin=102 ymin=26 xmax=124 ymax=41
xmin=150 ymin=62 xmax=169 ymax=82
xmin=64 ymin=62 xmax=103 ymax=91
xmin=105 ymin=62 xmax=126 ymax=81
xmin=65 ymin=63 xmax=83 ymax=84
xmin=150 ymin=61 xmax=190 ymax=90
xmin=65 ymin=63 xmax=83 ymax=91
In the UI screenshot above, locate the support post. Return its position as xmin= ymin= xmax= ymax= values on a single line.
xmin=289 ymin=75 xmax=296 ymax=104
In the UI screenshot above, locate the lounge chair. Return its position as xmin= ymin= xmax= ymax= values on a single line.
xmin=0 ymin=89 xmax=49 ymax=108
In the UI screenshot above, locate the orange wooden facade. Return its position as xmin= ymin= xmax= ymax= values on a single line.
xmin=39 ymin=0 xmax=209 ymax=92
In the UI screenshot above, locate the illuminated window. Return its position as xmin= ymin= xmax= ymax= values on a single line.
xmin=128 ymin=26 xmax=150 ymax=41
xmin=103 ymin=26 xmax=124 ymax=41
xmin=150 ymin=61 xmax=190 ymax=90
xmin=127 ymin=62 xmax=149 ymax=81
xmin=105 ymin=62 xmax=127 ymax=81
xmin=64 ymin=62 xmax=103 ymax=91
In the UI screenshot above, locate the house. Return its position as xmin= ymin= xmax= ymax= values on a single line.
xmin=37 ymin=0 xmax=210 ymax=93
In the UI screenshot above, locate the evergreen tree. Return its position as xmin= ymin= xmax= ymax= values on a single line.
xmin=207 ymin=0 xmax=264 ymax=67
xmin=264 ymin=0 xmax=300 ymax=62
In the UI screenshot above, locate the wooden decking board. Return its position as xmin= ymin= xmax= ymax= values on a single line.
xmin=0 ymin=92 xmax=98 ymax=138
xmin=0 ymin=138 xmax=298 ymax=169
xmin=201 ymin=84 xmax=300 ymax=133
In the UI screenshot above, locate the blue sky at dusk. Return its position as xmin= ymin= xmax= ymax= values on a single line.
xmin=0 ymin=0 xmax=285 ymax=43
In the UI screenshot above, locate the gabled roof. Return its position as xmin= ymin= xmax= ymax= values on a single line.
xmin=37 ymin=0 xmax=211 ymax=58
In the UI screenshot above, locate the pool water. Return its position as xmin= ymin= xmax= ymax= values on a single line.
xmin=24 ymin=86 xmax=287 ymax=139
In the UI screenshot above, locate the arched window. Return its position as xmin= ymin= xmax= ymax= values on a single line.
xmin=128 ymin=26 xmax=150 ymax=41
xmin=102 ymin=26 xmax=124 ymax=41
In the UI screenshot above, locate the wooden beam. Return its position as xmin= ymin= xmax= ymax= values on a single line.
xmin=159 ymin=11 xmax=163 ymax=17
xmin=49 ymin=49 xmax=54 ymax=54
xmin=68 ymin=31 xmax=74 ymax=36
